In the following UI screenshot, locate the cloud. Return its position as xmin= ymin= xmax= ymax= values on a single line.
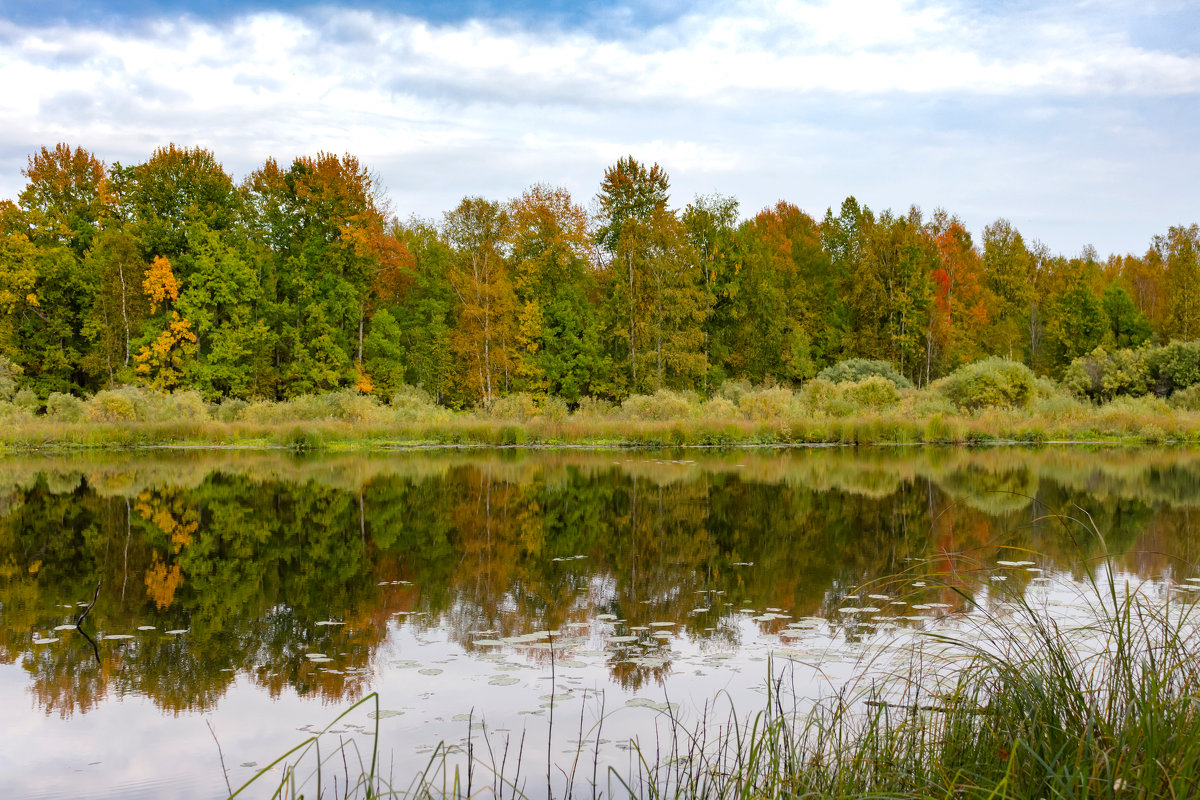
xmin=0 ymin=0 xmax=1197 ymax=253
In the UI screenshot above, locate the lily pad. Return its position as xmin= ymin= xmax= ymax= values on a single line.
xmin=368 ymin=710 xmax=404 ymax=719
xmin=489 ymin=675 xmax=520 ymax=686
xmin=418 ymin=668 xmax=443 ymax=676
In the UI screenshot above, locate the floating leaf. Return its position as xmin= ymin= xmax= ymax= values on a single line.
xmin=489 ymin=675 xmax=520 ymax=686
xmin=368 ymin=710 xmax=404 ymax=719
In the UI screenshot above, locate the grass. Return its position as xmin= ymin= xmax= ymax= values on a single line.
xmin=4 ymin=381 xmax=1200 ymax=450
xmin=229 ymin=509 xmax=1200 ymax=799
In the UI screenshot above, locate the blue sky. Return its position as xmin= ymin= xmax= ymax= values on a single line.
xmin=2 ymin=0 xmax=1198 ymax=255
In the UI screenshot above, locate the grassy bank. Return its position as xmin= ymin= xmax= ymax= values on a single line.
xmin=2 ymin=382 xmax=1200 ymax=449
xmin=232 ymin=538 xmax=1200 ymax=799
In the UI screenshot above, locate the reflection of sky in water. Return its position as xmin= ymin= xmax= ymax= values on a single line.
xmin=2 ymin=448 xmax=1200 ymax=797
xmin=9 ymin=566 xmax=1177 ymax=800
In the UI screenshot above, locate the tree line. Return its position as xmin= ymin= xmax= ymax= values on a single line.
xmin=2 ymin=143 xmax=1197 ymax=407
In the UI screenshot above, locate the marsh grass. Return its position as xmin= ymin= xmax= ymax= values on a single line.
xmin=232 ymin=508 xmax=1200 ymax=800
xmin=5 ymin=382 xmax=1200 ymax=449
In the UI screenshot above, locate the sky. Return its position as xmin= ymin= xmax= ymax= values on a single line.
xmin=1 ymin=0 xmax=1198 ymax=256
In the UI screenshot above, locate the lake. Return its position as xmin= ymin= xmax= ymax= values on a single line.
xmin=2 ymin=446 xmax=1199 ymax=798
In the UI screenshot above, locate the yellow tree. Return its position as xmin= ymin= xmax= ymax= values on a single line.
xmin=506 ymin=185 xmax=591 ymax=397
xmin=444 ymin=197 xmax=515 ymax=406
xmin=134 ymin=256 xmax=196 ymax=389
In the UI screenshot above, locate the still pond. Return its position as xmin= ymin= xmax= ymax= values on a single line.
xmin=2 ymin=446 xmax=1199 ymax=798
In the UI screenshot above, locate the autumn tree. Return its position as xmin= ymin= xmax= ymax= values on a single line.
xmin=507 ymin=185 xmax=604 ymax=401
xmin=1156 ymin=225 xmax=1200 ymax=341
xmin=982 ymin=219 xmax=1035 ymax=361
xmin=19 ymin=144 xmax=112 ymax=258
xmin=444 ymin=197 xmax=515 ymax=406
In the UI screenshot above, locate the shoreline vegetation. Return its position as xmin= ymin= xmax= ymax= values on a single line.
xmin=4 ymin=353 xmax=1200 ymax=449
xmin=4 ymin=145 xmax=1200 ymax=442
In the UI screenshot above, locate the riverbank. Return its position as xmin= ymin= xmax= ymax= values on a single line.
xmin=2 ymin=402 xmax=1198 ymax=450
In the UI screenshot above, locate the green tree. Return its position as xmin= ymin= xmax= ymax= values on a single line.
xmin=1101 ymin=284 xmax=1152 ymax=349
xmin=363 ymin=308 xmax=406 ymax=396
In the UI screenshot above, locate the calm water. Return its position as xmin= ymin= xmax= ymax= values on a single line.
xmin=2 ymin=446 xmax=1199 ymax=798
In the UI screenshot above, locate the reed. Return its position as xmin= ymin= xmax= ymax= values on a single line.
xmin=233 ymin=511 xmax=1200 ymax=799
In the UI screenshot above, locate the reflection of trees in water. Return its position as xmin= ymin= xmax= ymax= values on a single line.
xmin=1 ymin=448 xmax=1199 ymax=714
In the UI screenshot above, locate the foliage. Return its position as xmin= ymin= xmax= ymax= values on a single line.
xmin=1146 ymin=340 xmax=1200 ymax=397
xmin=936 ymin=357 xmax=1036 ymax=410
xmin=0 ymin=142 xmax=1198 ymax=408
xmin=816 ymin=358 xmax=913 ymax=389
xmin=1062 ymin=346 xmax=1151 ymax=402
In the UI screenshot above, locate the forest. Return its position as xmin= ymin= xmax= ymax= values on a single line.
xmin=1 ymin=143 xmax=1198 ymax=410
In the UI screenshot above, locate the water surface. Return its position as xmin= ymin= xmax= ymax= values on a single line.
xmin=2 ymin=446 xmax=1199 ymax=798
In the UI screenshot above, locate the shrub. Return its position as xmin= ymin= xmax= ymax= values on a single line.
xmin=700 ymin=396 xmax=738 ymax=418
xmin=799 ymin=378 xmax=838 ymax=412
xmin=88 ymin=387 xmax=142 ymax=422
xmin=738 ymin=387 xmax=799 ymax=421
xmin=621 ymin=390 xmax=698 ymax=421
xmin=1062 ymin=347 xmax=1150 ymax=401
xmin=539 ymin=396 xmax=569 ymax=422
xmin=714 ymin=379 xmax=752 ymax=404
xmin=573 ymin=396 xmax=615 ymax=419
xmin=12 ymin=387 xmax=39 ymax=413
xmin=489 ymin=392 xmax=538 ymax=422
xmin=0 ymin=356 xmax=21 ymax=401
xmin=166 ymin=389 xmax=209 ymax=421
xmin=45 ymin=392 xmax=86 ymax=422
xmin=215 ymin=397 xmax=250 ymax=422
xmin=328 ymin=389 xmax=381 ymax=423
xmin=391 ymin=385 xmax=442 ymax=421
xmin=816 ymin=359 xmax=913 ymax=389
xmin=936 ymin=357 xmax=1036 ymax=410
xmin=1147 ymin=340 xmax=1200 ymax=396
xmin=1169 ymin=383 xmax=1200 ymax=412
xmin=838 ymin=376 xmax=900 ymax=408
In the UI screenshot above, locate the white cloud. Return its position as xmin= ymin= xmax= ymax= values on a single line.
xmin=0 ymin=0 xmax=1197 ymax=253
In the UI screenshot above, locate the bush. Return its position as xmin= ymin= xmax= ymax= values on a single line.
xmin=1169 ymin=383 xmax=1200 ymax=412
xmin=539 ymin=396 xmax=569 ymax=422
xmin=573 ymin=396 xmax=615 ymax=419
xmin=88 ymin=387 xmax=142 ymax=422
xmin=621 ymin=390 xmax=698 ymax=421
xmin=489 ymin=392 xmax=538 ymax=422
xmin=936 ymin=357 xmax=1036 ymax=410
xmin=714 ymin=379 xmax=752 ymax=404
xmin=1062 ymin=347 xmax=1150 ymax=401
xmin=0 ymin=356 xmax=20 ymax=401
xmin=738 ymin=387 xmax=799 ymax=421
xmin=328 ymin=389 xmax=381 ymax=423
xmin=12 ymin=387 xmax=39 ymax=413
xmin=166 ymin=389 xmax=209 ymax=421
xmin=391 ymin=385 xmax=442 ymax=421
xmin=799 ymin=378 xmax=838 ymax=412
xmin=215 ymin=397 xmax=250 ymax=422
xmin=700 ymin=396 xmax=738 ymax=418
xmin=816 ymin=359 xmax=913 ymax=389
xmin=45 ymin=392 xmax=86 ymax=422
xmin=838 ymin=376 xmax=900 ymax=408
xmin=1147 ymin=340 xmax=1200 ymax=397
